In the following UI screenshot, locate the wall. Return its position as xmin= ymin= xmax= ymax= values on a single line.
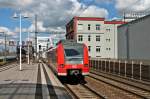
xmin=118 ymin=15 xmax=150 ymax=60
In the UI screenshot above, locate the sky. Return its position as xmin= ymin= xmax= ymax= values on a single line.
xmin=0 ymin=0 xmax=150 ymax=43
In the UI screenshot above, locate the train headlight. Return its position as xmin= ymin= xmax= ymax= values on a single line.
xmin=59 ymin=64 xmax=64 ymax=68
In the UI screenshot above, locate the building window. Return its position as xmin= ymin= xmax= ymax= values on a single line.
xmin=106 ymin=48 xmax=111 ymax=51
xmin=88 ymin=24 xmax=91 ymax=30
xmin=96 ymin=35 xmax=100 ymax=41
xmin=106 ymin=38 xmax=111 ymax=42
xmin=78 ymin=24 xmax=83 ymax=31
xmin=106 ymin=28 xmax=111 ymax=32
xmin=88 ymin=46 xmax=91 ymax=52
xmin=96 ymin=24 xmax=100 ymax=30
xmin=78 ymin=35 xmax=83 ymax=41
xmin=88 ymin=35 xmax=91 ymax=41
xmin=96 ymin=46 xmax=101 ymax=52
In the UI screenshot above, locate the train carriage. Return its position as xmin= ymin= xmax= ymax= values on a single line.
xmin=47 ymin=40 xmax=89 ymax=77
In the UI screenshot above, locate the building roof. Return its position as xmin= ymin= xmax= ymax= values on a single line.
xmin=66 ymin=16 xmax=126 ymax=26
xmin=74 ymin=16 xmax=105 ymax=21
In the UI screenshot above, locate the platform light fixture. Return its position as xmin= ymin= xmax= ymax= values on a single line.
xmin=13 ymin=11 xmax=29 ymax=71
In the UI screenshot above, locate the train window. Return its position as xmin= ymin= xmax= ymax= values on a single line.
xmin=64 ymin=46 xmax=83 ymax=57
xmin=65 ymin=49 xmax=80 ymax=56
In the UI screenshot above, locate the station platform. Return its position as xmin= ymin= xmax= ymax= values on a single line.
xmin=0 ymin=62 xmax=71 ymax=99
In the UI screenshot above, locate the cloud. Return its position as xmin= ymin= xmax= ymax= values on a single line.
xmin=0 ymin=0 xmax=33 ymax=8
xmin=0 ymin=0 xmax=109 ymax=32
xmin=0 ymin=26 xmax=16 ymax=36
xmin=80 ymin=5 xmax=109 ymax=18
xmin=94 ymin=0 xmax=114 ymax=4
xmin=115 ymin=0 xmax=150 ymax=12
xmin=28 ymin=21 xmax=46 ymax=32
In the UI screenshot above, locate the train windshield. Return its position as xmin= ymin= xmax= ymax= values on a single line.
xmin=64 ymin=45 xmax=83 ymax=64
xmin=64 ymin=46 xmax=83 ymax=57
xmin=65 ymin=49 xmax=82 ymax=57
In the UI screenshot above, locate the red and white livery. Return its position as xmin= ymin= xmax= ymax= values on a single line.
xmin=47 ymin=40 xmax=89 ymax=76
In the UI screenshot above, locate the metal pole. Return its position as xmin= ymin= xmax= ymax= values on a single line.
xmin=101 ymin=60 xmax=102 ymax=71
xmin=113 ymin=60 xmax=115 ymax=73
xmin=105 ymin=60 xmax=106 ymax=72
xmin=98 ymin=59 xmax=100 ymax=70
xmin=109 ymin=60 xmax=110 ymax=72
xmin=4 ymin=32 xmax=6 ymax=62
xmin=140 ymin=62 xmax=142 ymax=80
xmin=119 ymin=60 xmax=120 ymax=75
xmin=125 ymin=60 xmax=127 ymax=77
xmin=132 ymin=61 xmax=134 ymax=79
xmin=35 ymin=14 xmax=38 ymax=62
xmin=19 ymin=13 xmax=22 ymax=71
xmin=28 ymin=31 xmax=30 ymax=64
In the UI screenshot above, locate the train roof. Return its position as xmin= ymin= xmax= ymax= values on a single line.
xmin=57 ymin=40 xmax=83 ymax=46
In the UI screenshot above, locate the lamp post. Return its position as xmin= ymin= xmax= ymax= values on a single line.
xmin=34 ymin=14 xmax=38 ymax=62
xmin=13 ymin=11 xmax=29 ymax=71
xmin=28 ymin=31 xmax=30 ymax=64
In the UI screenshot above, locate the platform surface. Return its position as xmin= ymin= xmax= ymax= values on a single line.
xmin=0 ymin=63 xmax=71 ymax=99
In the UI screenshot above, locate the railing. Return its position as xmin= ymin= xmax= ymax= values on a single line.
xmin=89 ymin=58 xmax=150 ymax=82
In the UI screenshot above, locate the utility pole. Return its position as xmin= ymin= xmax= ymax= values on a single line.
xmin=35 ymin=14 xmax=38 ymax=62
xmin=4 ymin=32 xmax=6 ymax=62
xmin=28 ymin=31 xmax=30 ymax=64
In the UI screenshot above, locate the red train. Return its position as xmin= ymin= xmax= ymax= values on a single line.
xmin=47 ymin=40 xmax=89 ymax=77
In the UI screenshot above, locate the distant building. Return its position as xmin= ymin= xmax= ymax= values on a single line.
xmin=37 ymin=37 xmax=50 ymax=58
xmin=37 ymin=34 xmax=66 ymax=58
xmin=66 ymin=17 xmax=125 ymax=58
xmin=118 ymin=14 xmax=150 ymax=60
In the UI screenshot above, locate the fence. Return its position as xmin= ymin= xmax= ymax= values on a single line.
xmin=89 ymin=59 xmax=150 ymax=82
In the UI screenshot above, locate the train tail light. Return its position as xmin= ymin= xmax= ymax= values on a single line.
xmin=59 ymin=64 xmax=64 ymax=68
xmin=84 ymin=64 xmax=88 ymax=67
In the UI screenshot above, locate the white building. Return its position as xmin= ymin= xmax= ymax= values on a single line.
xmin=37 ymin=37 xmax=50 ymax=58
xmin=66 ymin=17 xmax=125 ymax=58
xmin=37 ymin=34 xmax=66 ymax=58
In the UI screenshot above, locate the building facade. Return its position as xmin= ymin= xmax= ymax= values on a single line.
xmin=118 ymin=15 xmax=150 ymax=60
xmin=66 ymin=17 xmax=125 ymax=58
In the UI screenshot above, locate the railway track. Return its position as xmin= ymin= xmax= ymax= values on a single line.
xmin=90 ymin=70 xmax=150 ymax=91
xmin=64 ymin=83 xmax=105 ymax=99
xmin=88 ymin=72 xmax=150 ymax=99
xmin=43 ymin=60 xmax=105 ymax=99
xmin=0 ymin=63 xmax=17 ymax=72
